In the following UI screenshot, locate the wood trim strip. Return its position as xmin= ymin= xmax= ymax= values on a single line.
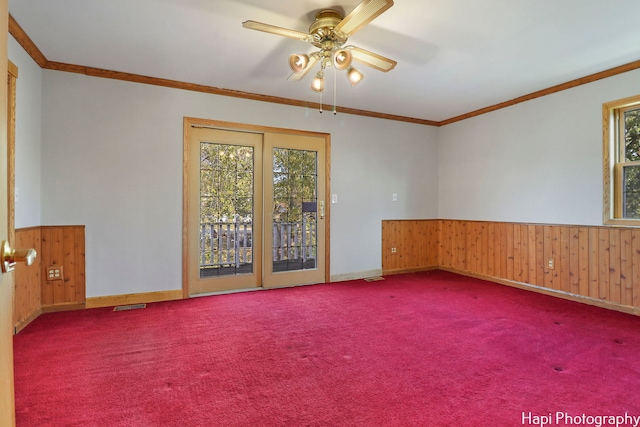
xmin=45 ymin=61 xmax=438 ymax=126
xmin=13 ymin=307 xmax=41 ymax=334
xmin=439 ymin=60 xmax=640 ymax=126
xmin=8 ymin=14 xmax=47 ymax=68
xmin=8 ymin=60 xmax=17 ymax=78
xmin=8 ymin=61 xmax=16 ymax=247
xmin=86 ymin=290 xmax=183 ymax=309
xmin=8 ymin=16 xmax=640 ymax=127
xmin=41 ymin=303 xmax=85 ymax=313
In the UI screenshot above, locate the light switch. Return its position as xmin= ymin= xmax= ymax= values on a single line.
xmin=331 ymin=194 xmax=338 ymax=204
xmin=392 ymin=193 xmax=398 ymax=202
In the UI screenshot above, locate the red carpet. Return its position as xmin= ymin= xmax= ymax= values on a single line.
xmin=13 ymin=271 xmax=640 ymax=426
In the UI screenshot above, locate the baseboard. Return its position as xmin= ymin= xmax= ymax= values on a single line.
xmin=14 ymin=307 xmax=43 ymax=334
xmin=42 ymin=303 xmax=86 ymax=313
xmin=330 ymin=269 xmax=383 ymax=282
xmin=86 ymin=289 xmax=184 ymax=308
xmin=381 ymin=266 xmax=439 ymax=276
xmin=439 ymin=267 xmax=639 ymax=316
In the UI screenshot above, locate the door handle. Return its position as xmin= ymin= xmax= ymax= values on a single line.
xmin=1 ymin=240 xmax=37 ymax=273
xmin=320 ymin=200 xmax=325 ymax=220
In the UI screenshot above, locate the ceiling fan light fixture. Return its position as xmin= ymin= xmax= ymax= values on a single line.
xmin=333 ymin=49 xmax=352 ymax=70
xmin=346 ymin=67 xmax=364 ymax=87
xmin=289 ymin=53 xmax=309 ymax=73
xmin=310 ymin=72 xmax=325 ymax=92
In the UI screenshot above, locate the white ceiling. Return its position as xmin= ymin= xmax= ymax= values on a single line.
xmin=8 ymin=0 xmax=640 ymax=123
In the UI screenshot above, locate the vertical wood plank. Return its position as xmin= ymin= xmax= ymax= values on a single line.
xmin=408 ymin=221 xmax=419 ymax=269
xmin=437 ymin=220 xmax=444 ymax=267
xmin=559 ymin=227 xmax=571 ymax=293
xmin=609 ymin=228 xmax=621 ymax=304
xmin=632 ymin=229 xmax=640 ymax=309
xmin=620 ymin=229 xmax=633 ymax=307
xmin=527 ymin=225 xmax=537 ymax=286
xmin=568 ymin=227 xmax=579 ymax=294
xmin=381 ymin=220 xmax=395 ymax=271
xmin=598 ymin=228 xmax=610 ymax=301
xmin=543 ymin=226 xmax=553 ymax=289
xmin=63 ymin=227 xmax=76 ymax=303
xmin=466 ymin=221 xmax=477 ymax=274
xmin=480 ymin=222 xmax=488 ymax=276
xmin=487 ymin=222 xmax=495 ymax=277
xmin=519 ymin=224 xmax=529 ymax=284
xmin=588 ymin=228 xmax=599 ymax=299
xmin=457 ymin=221 xmax=467 ymax=271
xmin=75 ymin=226 xmax=86 ymax=302
xmin=498 ymin=223 xmax=507 ymax=279
xmin=448 ymin=220 xmax=457 ymax=270
xmin=414 ymin=221 xmax=425 ymax=268
xmin=535 ymin=226 xmax=545 ymax=287
xmin=550 ymin=226 xmax=561 ymax=290
xmin=513 ymin=223 xmax=521 ymax=282
xmin=578 ymin=228 xmax=589 ymax=297
xmin=40 ymin=228 xmax=53 ymax=305
xmin=506 ymin=223 xmax=514 ymax=281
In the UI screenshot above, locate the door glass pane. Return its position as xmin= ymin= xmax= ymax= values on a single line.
xmin=200 ymin=142 xmax=254 ymax=278
xmin=272 ymin=148 xmax=317 ymax=272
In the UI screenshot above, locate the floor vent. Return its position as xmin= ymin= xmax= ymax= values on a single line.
xmin=113 ymin=304 xmax=146 ymax=312
xmin=364 ymin=276 xmax=385 ymax=282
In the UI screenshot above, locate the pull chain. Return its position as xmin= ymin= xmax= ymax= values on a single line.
xmin=333 ymin=65 xmax=337 ymax=115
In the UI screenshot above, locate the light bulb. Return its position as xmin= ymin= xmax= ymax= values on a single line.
xmin=333 ymin=49 xmax=352 ymax=70
xmin=310 ymin=72 xmax=325 ymax=92
xmin=289 ymin=54 xmax=309 ymax=74
xmin=346 ymin=67 xmax=364 ymax=87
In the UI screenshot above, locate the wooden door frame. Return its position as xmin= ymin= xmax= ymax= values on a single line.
xmin=182 ymin=117 xmax=331 ymax=298
xmin=8 ymin=61 xmax=17 ymax=327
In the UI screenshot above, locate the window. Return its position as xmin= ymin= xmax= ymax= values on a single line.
xmin=603 ymin=95 xmax=640 ymax=225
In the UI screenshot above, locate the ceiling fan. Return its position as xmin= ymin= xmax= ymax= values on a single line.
xmin=242 ymin=0 xmax=397 ymax=95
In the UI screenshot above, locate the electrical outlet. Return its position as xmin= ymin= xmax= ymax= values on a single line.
xmin=547 ymin=259 xmax=555 ymax=270
xmin=46 ymin=265 xmax=64 ymax=281
xmin=391 ymin=247 xmax=397 ymax=254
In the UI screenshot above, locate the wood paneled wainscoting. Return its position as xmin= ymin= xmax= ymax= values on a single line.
xmin=382 ymin=220 xmax=640 ymax=315
xmin=14 ymin=225 xmax=85 ymax=333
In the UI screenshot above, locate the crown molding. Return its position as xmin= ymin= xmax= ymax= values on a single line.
xmin=8 ymin=14 xmax=640 ymax=127
xmin=43 ymin=60 xmax=439 ymax=126
xmin=439 ymin=59 xmax=640 ymax=126
xmin=9 ymin=14 xmax=46 ymax=68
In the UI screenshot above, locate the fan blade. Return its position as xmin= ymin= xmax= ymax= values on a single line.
xmin=348 ymin=46 xmax=397 ymax=72
xmin=289 ymin=55 xmax=319 ymax=81
xmin=242 ymin=21 xmax=312 ymax=42
xmin=333 ymin=0 xmax=394 ymax=37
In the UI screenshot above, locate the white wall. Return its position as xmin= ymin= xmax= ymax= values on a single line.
xmin=40 ymin=70 xmax=439 ymax=297
xmin=9 ymin=36 xmax=42 ymax=228
xmin=438 ymin=68 xmax=640 ymax=226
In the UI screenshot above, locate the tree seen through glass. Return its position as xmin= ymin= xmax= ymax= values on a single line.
xmin=623 ymin=108 xmax=640 ymax=218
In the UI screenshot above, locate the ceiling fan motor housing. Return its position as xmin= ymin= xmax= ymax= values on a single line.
xmin=309 ymin=10 xmax=348 ymax=48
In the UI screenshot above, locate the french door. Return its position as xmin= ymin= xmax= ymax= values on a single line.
xmin=185 ymin=120 xmax=327 ymax=295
